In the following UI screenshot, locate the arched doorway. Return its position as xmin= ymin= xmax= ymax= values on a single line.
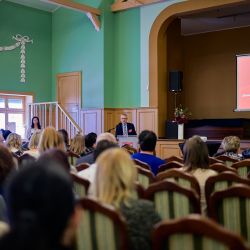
xmin=149 ymin=0 xmax=247 ymax=136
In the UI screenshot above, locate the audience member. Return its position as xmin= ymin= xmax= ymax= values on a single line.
xmin=58 ymin=129 xmax=70 ymax=151
xmin=1 ymin=130 xmax=11 ymax=141
xmin=23 ymin=131 xmax=42 ymax=158
xmin=38 ymin=149 xmax=71 ymax=173
xmin=5 ymin=133 xmax=23 ymax=157
xmin=76 ymin=132 xmax=117 ymax=165
xmin=38 ymin=127 xmax=65 ymax=154
xmin=0 ymin=145 xmax=16 ymax=221
xmin=0 ymin=163 xmax=80 ymax=250
xmin=94 ymin=148 xmax=161 ymax=250
xmin=26 ymin=116 xmax=42 ymax=140
xmin=69 ymin=134 xmax=86 ymax=156
xmin=78 ymin=140 xmax=118 ymax=183
xmin=132 ymin=130 xmax=165 ymax=175
xmin=84 ymin=132 xmax=97 ymax=153
xmin=183 ymin=135 xmax=217 ymax=215
xmin=221 ymin=135 xmax=243 ymax=160
xmin=115 ymin=113 xmax=136 ymax=137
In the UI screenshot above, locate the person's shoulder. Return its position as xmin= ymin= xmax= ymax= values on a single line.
xmin=76 ymin=152 xmax=94 ymax=164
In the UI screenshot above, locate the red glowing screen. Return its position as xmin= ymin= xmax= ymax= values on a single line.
xmin=237 ymin=55 xmax=250 ymax=111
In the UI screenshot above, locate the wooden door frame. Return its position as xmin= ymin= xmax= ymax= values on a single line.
xmin=56 ymin=71 xmax=82 ymax=108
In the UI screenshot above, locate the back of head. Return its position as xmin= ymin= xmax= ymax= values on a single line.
xmin=183 ymin=135 xmax=209 ymax=170
xmin=222 ymin=136 xmax=240 ymax=153
xmin=96 ymin=132 xmax=117 ymax=144
xmin=3 ymin=162 xmax=74 ymax=250
xmin=138 ymin=130 xmax=157 ymax=152
xmin=85 ymin=132 xmax=97 ymax=148
xmin=38 ymin=149 xmax=70 ymax=173
xmin=95 ymin=148 xmax=137 ymax=208
xmin=28 ymin=131 xmax=42 ymax=149
xmin=93 ymin=140 xmax=119 ymax=161
xmin=69 ymin=134 xmax=85 ymax=155
xmin=58 ymin=129 xmax=69 ymax=148
xmin=39 ymin=127 xmax=65 ymax=153
xmin=0 ymin=144 xmax=16 ymax=186
xmin=6 ymin=133 xmax=22 ymax=150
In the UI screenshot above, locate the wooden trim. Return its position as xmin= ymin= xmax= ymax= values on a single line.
xmin=86 ymin=13 xmax=100 ymax=32
xmin=45 ymin=0 xmax=101 ymax=15
xmin=111 ymin=0 xmax=166 ymax=12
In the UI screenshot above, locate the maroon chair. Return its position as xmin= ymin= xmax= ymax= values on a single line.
xmin=133 ymin=158 xmax=151 ymax=171
xmin=152 ymin=214 xmax=247 ymax=250
xmin=157 ymin=161 xmax=183 ymax=174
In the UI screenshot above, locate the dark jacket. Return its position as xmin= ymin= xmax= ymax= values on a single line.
xmin=120 ymin=199 xmax=161 ymax=250
xmin=115 ymin=123 xmax=137 ymax=137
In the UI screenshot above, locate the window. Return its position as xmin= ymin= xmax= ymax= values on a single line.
xmin=0 ymin=94 xmax=26 ymax=138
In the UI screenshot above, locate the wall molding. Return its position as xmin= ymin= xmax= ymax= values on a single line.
xmin=80 ymin=107 xmax=158 ymax=135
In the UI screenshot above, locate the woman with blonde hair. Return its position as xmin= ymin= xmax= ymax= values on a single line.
xmin=38 ymin=127 xmax=65 ymax=153
xmin=69 ymin=134 xmax=85 ymax=156
xmin=5 ymin=133 xmax=22 ymax=156
xmin=23 ymin=131 xmax=42 ymax=158
xmin=94 ymin=148 xmax=161 ymax=250
xmin=221 ymin=135 xmax=243 ymax=160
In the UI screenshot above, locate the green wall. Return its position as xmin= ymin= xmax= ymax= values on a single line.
xmin=52 ymin=0 xmax=140 ymax=108
xmin=0 ymin=1 xmax=52 ymax=102
xmin=52 ymin=0 xmax=104 ymax=108
xmin=112 ymin=8 xmax=141 ymax=107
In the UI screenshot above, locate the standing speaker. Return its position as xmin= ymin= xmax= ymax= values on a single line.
xmin=169 ymin=71 xmax=183 ymax=92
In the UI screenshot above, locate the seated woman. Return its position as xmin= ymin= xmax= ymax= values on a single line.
xmin=26 ymin=116 xmax=42 ymax=140
xmin=58 ymin=129 xmax=70 ymax=151
xmin=93 ymin=148 xmax=161 ymax=250
xmin=5 ymin=133 xmax=23 ymax=157
xmin=0 ymin=162 xmax=80 ymax=250
xmin=23 ymin=131 xmax=42 ymax=158
xmin=38 ymin=127 xmax=65 ymax=154
xmin=221 ymin=136 xmax=243 ymax=160
xmin=69 ymin=134 xmax=86 ymax=156
xmin=183 ymin=135 xmax=217 ymax=215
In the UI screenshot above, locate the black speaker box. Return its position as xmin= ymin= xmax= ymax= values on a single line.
xmin=169 ymin=71 xmax=183 ymax=92
xmin=165 ymin=121 xmax=178 ymax=139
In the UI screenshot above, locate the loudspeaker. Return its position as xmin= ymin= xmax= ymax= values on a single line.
xmin=169 ymin=71 xmax=183 ymax=92
xmin=165 ymin=121 xmax=178 ymax=139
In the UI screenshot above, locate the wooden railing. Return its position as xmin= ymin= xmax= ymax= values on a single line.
xmin=28 ymin=102 xmax=82 ymax=140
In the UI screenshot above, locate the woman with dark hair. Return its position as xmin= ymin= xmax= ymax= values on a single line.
xmin=183 ymin=135 xmax=217 ymax=214
xmin=26 ymin=116 xmax=42 ymax=140
xmin=0 ymin=163 xmax=80 ymax=250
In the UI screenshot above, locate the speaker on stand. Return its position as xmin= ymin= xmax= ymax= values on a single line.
xmin=166 ymin=70 xmax=183 ymax=139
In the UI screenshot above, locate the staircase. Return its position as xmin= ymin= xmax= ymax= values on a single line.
xmin=28 ymin=102 xmax=82 ymax=140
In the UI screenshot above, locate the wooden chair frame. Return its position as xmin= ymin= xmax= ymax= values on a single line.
xmin=156 ymin=169 xmax=201 ymax=197
xmin=209 ymin=157 xmax=223 ymax=165
xmin=71 ymin=173 xmax=90 ymax=193
xmin=164 ymin=155 xmax=183 ymax=164
xmin=231 ymin=159 xmax=250 ymax=173
xmin=76 ymin=163 xmax=90 ymax=172
xmin=215 ymin=155 xmax=239 ymax=164
xmin=208 ymin=184 xmax=250 ymax=220
xmin=209 ymin=163 xmax=237 ymax=173
xmin=157 ymin=161 xmax=183 ymax=174
xmin=152 ymin=214 xmax=247 ymax=250
xmin=144 ymin=180 xmax=201 ymax=214
xmin=205 ymin=171 xmax=250 ymax=205
xmin=133 ymin=158 xmax=151 ymax=171
xmin=78 ymin=198 xmax=129 ymax=250
xmin=136 ymin=165 xmax=155 ymax=183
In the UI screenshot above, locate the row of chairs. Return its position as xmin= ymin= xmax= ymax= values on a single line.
xmin=75 ymin=197 xmax=249 ymax=250
xmin=71 ymin=170 xmax=250 ymax=245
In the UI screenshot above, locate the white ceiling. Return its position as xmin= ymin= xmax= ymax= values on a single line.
xmin=6 ymin=0 xmax=58 ymax=12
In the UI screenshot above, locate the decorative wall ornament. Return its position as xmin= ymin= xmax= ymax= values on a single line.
xmin=0 ymin=34 xmax=33 ymax=83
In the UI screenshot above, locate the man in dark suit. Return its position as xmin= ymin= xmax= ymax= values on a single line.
xmin=115 ymin=113 xmax=137 ymax=137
